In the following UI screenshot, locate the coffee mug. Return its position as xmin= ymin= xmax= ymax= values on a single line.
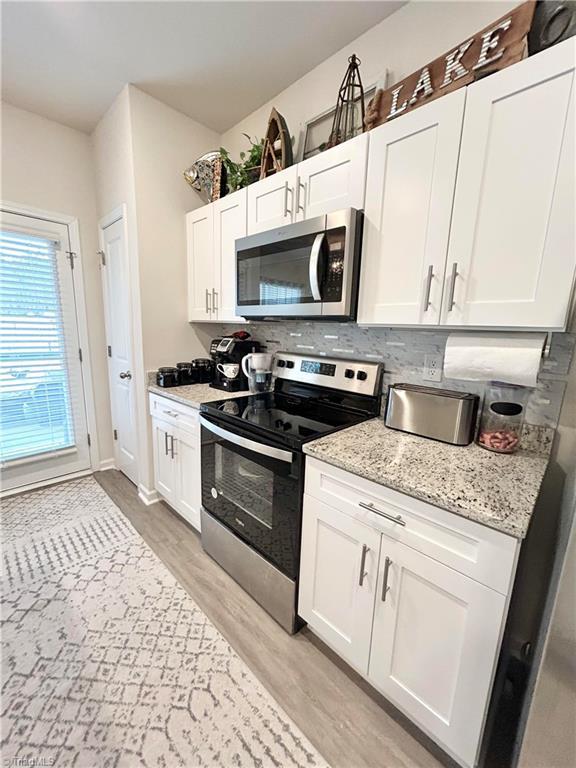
xmin=217 ymin=363 xmax=239 ymax=378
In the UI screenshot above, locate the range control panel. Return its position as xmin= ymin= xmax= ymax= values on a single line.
xmin=274 ymin=352 xmax=382 ymax=397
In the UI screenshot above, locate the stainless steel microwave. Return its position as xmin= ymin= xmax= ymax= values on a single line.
xmin=235 ymin=208 xmax=363 ymax=320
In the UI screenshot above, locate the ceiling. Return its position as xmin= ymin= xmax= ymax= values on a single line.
xmin=1 ymin=1 xmax=404 ymax=134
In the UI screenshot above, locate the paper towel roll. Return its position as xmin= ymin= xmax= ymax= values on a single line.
xmin=443 ymin=333 xmax=545 ymax=387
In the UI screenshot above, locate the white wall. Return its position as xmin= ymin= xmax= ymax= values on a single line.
xmin=1 ymin=101 xmax=113 ymax=466
xmin=221 ymin=0 xmax=518 ymax=159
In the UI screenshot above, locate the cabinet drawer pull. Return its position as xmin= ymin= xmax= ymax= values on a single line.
xmin=423 ymin=264 xmax=433 ymax=312
xmin=381 ymin=556 xmax=393 ymax=602
xmin=162 ymin=409 xmax=179 ymax=418
xmin=359 ymin=501 xmax=406 ymax=527
xmin=358 ymin=543 xmax=369 ymax=586
xmin=447 ymin=262 xmax=458 ymax=312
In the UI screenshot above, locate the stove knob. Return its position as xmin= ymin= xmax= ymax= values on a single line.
xmin=356 ymin=370 xmax=368 ymax=381
xmin=286 ymin=360 xmax=295 ymax=369
xmin=277 ymin=359 xmax=286 ymax=368
xmin=344 ymin=369 xmax=354 ymax=379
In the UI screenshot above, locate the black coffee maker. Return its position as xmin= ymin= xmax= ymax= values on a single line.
xmin=210 ymin=333 xmax=260 ymax=392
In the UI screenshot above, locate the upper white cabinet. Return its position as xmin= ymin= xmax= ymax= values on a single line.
xmin=358 ymin=90 xmax=465 ymax=325
xmin=246 ymin=135 xmax=368 ymax=234
xmin=246 ymin=165 xmax=298 ymax=234
xmin=187 ymin=204 xmax=215 ymax=321
xmin=444 ymin=39 xmax=575 ymax=329
xmin=295 ymin=132 xmax=368 ymax=221
xmin=186 ymin=188 xmax=246 ymax=323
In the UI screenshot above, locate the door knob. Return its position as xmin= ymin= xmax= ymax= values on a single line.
xmin=119 ymin=370 xmax=132 ymax=380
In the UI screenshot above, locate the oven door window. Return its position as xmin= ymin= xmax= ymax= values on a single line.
xmin=237 ymin=233 xmax=326 ymax=306
xmin=201 ymin=427 xmax=301 ymax=579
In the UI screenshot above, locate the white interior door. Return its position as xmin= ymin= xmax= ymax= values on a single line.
xmin=0 ymin=211 xmax=90 ymax=491
xmin=358 ymin=89 xmax=465 ymax=325
xmin=100 ymin=215 xmax=138 ymax=484
xmin=443 ymin=39 xmax=576 ymax=329
xmin=368 ymin=536 xmax=507 ymax=768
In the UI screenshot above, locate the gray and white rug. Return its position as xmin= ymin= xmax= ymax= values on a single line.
xmin=1 ymin=477 xmax=328 ymax=768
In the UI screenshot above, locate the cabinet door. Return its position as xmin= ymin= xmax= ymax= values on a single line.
xmin=151 ymin=418 xmax=176 ymax=503
xmin=369 ymin=537 xmax=507 ymax=768
xmin=298 ymin=495 xmax=381 ymax=674
xmin=358 ymin=89 xmax=465 ymax=325
xmin=296 ymin=133 xmax=368 ymax=221
xmin=186 ymin=205 xmax=215 ymax=321
xmin=213 ymin=189 xmax=246 ymax=322
xmin=247 ymin=165 xmax=298 ymax=234
xmin=444 ymin=39 xmax=575 ymax=329
xmin=173 ymin=427 xmax=201 ymax=532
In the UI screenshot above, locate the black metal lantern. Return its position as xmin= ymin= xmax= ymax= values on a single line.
xmin=327 ymin=54 xmax=366 ymax=148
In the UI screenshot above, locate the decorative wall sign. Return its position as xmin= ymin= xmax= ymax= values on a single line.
xmin=327 ymin=54 xmax=366 ymax=148
xmin=364 ymin=1 xmax=536 ymax=131
xmin=260 ymin=108 xmax=293 ymax=180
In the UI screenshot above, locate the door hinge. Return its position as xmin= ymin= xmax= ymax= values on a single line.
xmin=78 ymin=348 xmax=83 ymax=363
xmin=66 ymin=251 xmax=77 ymax=269
xmin=113 ymin=429 xmax=118 ymax=441
xmin=87 ymin=433 xmax=91 ymax=447
xmin=107 ymin=345 xmax=112 ymax=357
xmin=98 ymin=250 xmax=106 ymax=266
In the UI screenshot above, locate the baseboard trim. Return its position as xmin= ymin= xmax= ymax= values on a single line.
xmin=99 ymin=458 xmax=116 ymax=471
xmin=138 ymin=484 xmax=160 ymax=506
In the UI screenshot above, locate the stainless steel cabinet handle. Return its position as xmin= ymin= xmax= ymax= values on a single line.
xmin=283 ymin=181 xmax=292 ymax=217
xmin=359 ymin=501 xmax=406 ymax=527
xmin=206 ymin=288 xmax=212 ymax=314
xmin=162 ymin=409 xmax=179 ymax=418
xmin=164 ymin=432 xmax=169 ymax=456
xmin=119 ymin=370 xmax=132 ymax=380
xmin=381 ymin=556 xmax=393 ymax=602
xmin=169 ymin=434 xmax=175 ymax=459
xmin=447 ymin=262 xmax=458 ymax=312
xmin=212 ymin=288 xmax=218 ymax=312
xmin=358 ymin=544 xmax=370 ymax=586
xmin=423 ymin=264 xmax=434 ymax=312
xmin=296 ymin=178 xmax=306 ymax=213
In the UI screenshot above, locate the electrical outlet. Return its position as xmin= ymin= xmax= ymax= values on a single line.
xmin=424 ymin=354 xmax=442 ymax=382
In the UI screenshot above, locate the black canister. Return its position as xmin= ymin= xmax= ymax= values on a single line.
xmin=191 ymin=358 xmax=214 ymax=383
xmin=156 ymin=367 xmax=179 ymax=387
xmin=176 ymin=362 xmax=193 ymax=385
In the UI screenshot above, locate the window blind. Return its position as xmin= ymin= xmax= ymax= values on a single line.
xmin=260 ymin=280 xmax=303 ymax=305
xmin=0 ymin=230 xmax=75 ymax=463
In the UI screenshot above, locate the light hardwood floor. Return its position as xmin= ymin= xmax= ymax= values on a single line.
xmin=96 ymin=470 xmax=451 ymax=768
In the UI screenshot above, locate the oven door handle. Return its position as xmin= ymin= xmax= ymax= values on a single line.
xmin=309 ymin=232 xmax=325 ymax=301
xmin=199 ymin=416 xmax=294 ymax=463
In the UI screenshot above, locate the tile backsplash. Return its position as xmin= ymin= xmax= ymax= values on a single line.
xmin=206 ymin=322 xmax=575 ymax=430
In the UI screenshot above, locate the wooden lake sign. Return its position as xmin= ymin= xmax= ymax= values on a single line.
xmin=365 ymin=1 xmax=536 ymax=130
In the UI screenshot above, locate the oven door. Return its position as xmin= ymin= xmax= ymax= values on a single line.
xmin=200 ymin=414 xmax=303 ymax=579
xmin=235 ymin=209 xmax=359 ymax=319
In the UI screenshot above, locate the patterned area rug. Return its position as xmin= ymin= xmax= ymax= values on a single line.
xmin=1 ymin=477 xmax=328 ymax=768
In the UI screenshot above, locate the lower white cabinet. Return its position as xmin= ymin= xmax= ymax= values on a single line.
xmin=299 ymin=458 xmax=518 ymax=768
xmin=149 ymin=395 xmax=202 ymax=531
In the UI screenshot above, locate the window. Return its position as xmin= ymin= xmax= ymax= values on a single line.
xmin=259 ymin=280 xmax=303 ymax=305
xmin=0 ymin=229 xmax=75 ymax=462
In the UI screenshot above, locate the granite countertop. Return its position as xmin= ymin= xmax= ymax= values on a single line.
xmin=148 ymin=383 xmax=248 ymax=408
xmin=303 ymin=419 xmax=550 ymax=539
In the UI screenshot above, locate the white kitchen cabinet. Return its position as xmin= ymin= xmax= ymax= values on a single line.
xmin=369 ymin=536 xmax=507 ymax=768
xmin=300 ymin=458 xmax=519 ymax=768
xmin=213 ymin=189 xmax=247 ymax=322
xmin=295 ymin=133 xmax=368 ymax=221
xmin=358 ymin=90 xmax=465 ymax=326
xmin=149 ymin=394 xmax=202 ymax=532
xmin=444 ymin=38 xmax=575 ymax=330
xmin=299 ymin=494 xmax=381 ymax=673
xmin=187 ymin=205 xmax=216 ymax=321
xmin=247 ymin=165 xmax=298 ymax=234
xmin=151 ymin=418 xmax=176 ymax=503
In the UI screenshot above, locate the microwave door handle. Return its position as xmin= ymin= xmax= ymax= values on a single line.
xmin=309 ymin=232 xmax=325 ymax=301
xmin=199 ymin=416 xmax=293 ymax=463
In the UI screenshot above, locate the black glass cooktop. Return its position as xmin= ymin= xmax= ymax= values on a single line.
xmin=201 ymin=388 xmax=376 ymax=449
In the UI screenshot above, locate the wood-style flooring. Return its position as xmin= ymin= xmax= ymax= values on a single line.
xmin=96 ymin=470 xmax=449 ymax=768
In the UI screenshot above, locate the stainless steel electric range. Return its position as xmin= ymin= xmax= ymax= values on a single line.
xmin=199 ymin=352 xmax=382 ymax=633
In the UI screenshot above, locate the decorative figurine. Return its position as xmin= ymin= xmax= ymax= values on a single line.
xmin=327 ymin=54 xmax=365 ymax=148
xmin=259 ymin=108 xmax=293 ymax=180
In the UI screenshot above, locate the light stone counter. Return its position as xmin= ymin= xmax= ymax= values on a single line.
xmin=303 ymin=419 xmax=550 ymax=539
xmin=148 ymin=383 xmax=248 ymax=409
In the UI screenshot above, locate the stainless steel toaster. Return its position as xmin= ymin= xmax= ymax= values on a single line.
xmin=385 ymin=384 xmax=479 ymax=445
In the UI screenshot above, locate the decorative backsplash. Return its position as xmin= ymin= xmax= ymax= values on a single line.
xmin=206 ymin=322 xmax=575 ymax=430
